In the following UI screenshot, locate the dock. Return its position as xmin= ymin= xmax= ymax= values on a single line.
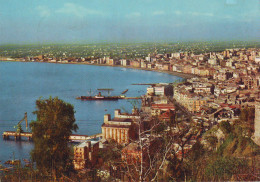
xmin=2 ymin=131 xmax=102 ymax=142
xmin=77 ymin=96 xmax=141 ymax=100
xmin=2 ymin=131 xmax=32 ymax=141
xmin=123 ymin=97 xmax=141 ymax=99
xmin=132 ymin=83 xmax=156 ymax=85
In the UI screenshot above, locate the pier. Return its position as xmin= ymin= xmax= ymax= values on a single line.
xmin=2 ymin=131 xmax=102 ymax=142
xmin=77 ymin=96 xmax=141 ymax=100
xmin=132 ymin=83 xmax=157 ymax=85
xmin=2 ymin=131 xmax=32 ymax=141
xmin=123 ymin=97 xmax=141 ymax=99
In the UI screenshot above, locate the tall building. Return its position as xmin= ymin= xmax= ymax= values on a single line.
xmin=73 ymin=141 xmax=99 ymax=170
xmin=253 ymin=102 xmax=260 ymax=146
xmin=101 ymin=109 xmax=139 ymax=144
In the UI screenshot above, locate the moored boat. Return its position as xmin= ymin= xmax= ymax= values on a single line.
xmin=77 ymin=92 xmax=124 ymax=101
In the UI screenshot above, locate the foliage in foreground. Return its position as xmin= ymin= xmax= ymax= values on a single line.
xmin=30 ymin=97 xmax=78 ymax=178
xmin=1 ymin=104 xmax=259 ymax=181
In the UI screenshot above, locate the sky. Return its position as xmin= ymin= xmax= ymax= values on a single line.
xmin=0 ymin=0 xmax=259 ymax=44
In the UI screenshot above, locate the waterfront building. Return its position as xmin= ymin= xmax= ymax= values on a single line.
xmin=146 ymin=84 xmax=173 ymax=97
xmin=101 ymin=110 xmax=138 ymax=144
xmin=141 ymin=60 xmax=148 ymax=68
xmin=147 ymin=87 xmax=155 ymax=96
xmin=130 ymin=60 xmax=141 ymax=68
xmin=108 ymin=59 xmax=115 ymax=65
xmin=155 ymin=63 xmax=163 ymax=70
xmin=147 ymin=63 xmax=155 ymax=69
xmin=121 ymin=59 xmax=130 ymax=66
xmin=154 ymin=85 xmax=173 ymax=96
xmin=162 ymin=63 xmax=170 ymax=71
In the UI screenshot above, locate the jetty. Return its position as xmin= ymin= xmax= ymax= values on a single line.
xmin=132 ymin=83 xmax=157 ymax=85
xmin=123 ymin=97 xmax=141 ymax=99
xmin=2 ymin=131 xmax=32 ymax=141
xmin=2 ymin=131 xmax=102 ymax=142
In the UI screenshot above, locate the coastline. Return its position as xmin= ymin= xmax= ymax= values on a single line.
xmin=85 ymin=63 xmax=195 ymax=79
xmin=0 ymin=59 xmax=196 ymax=80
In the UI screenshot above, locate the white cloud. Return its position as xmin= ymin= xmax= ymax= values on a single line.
xmin=223 ymin=15 xmax=233 ymax=19
xmin=126 ymin=12 xmax=141 ymax=18
xmin=56 ymin=3 xmax=103 ymax=18
xmin=174 ymin=10 xmax=182 ymax=15
xmin=153 ymin=11 xmax=165 ymax=16
xmin=190 ymin=12 xmax=214 ymax=17
xmin=36 ymin=6 xmax=51 ymax=18
xmin=226 ymin=0 xmax=237 ymax=5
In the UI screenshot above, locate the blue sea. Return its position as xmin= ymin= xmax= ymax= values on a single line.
xmin=0 ymin=61 xmax=181 ymax=163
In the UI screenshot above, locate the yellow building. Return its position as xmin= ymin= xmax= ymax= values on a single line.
xmin=101 ymin=109 xmax=139 ymax=144
xmin=174 ymin=88 xmax=207 ymax=113
xmin=73 ymin=141 xmax=99 ymax=170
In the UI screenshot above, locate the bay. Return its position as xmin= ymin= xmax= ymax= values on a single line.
xmin=0 ymin=61 xmax=181 ymax=162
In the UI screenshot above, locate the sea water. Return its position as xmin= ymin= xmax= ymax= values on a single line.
xmin=0 ymin=61 xmax=181 ymax=162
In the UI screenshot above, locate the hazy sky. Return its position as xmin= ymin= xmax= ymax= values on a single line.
xmin=0 ymin=0 xmax=259 ymax=44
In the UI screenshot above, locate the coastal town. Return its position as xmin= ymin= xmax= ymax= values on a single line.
xmin=1 ymin=46 xmax=260 ymax=181
xmin=1 ymin=0 xmax=259 ymax=180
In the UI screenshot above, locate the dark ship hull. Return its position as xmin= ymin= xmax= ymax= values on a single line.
xmin=77 ymin=96 xmax=120 ymax=100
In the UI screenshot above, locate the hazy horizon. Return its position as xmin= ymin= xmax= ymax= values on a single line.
xmin=1 ymin=40 xmax=260 ymax=46
xmin=0 ymin=0 xmax=259 ymax=44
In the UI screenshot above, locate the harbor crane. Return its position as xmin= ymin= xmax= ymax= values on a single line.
xmin=97 ymin=88 xmax=114 ymax=96
xmin=14 ymin=112 xmax=28 ymax=134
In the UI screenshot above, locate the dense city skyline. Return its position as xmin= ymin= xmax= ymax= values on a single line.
xmin=0 ymin=0 xmax=259 ymax=44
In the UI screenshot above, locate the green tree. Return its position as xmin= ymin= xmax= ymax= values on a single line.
xmin=205 ymin=135 xmax=218 ymax=151
xmin=30 ymin=97 xmax=78 ymax=179
xmin=205 ymin=156 xmax=248 ymax=181
xmin=183 ymin=141 xmax=208 ymax=181
xmin=238 ymin=107 xmax=255 ymax=137
xmin=16 ymin=123 xmax=24 ymax=134
xmin=219 ymin=121 xmax=232 ymax=135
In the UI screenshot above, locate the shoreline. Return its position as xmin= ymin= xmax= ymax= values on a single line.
xmin=0 ymin=59 xmax=196 ymax=79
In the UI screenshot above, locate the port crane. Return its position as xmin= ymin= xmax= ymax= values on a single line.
xmin=97 ymin=88 xmax=114 ymax=96
xmin=14 ymin=112 xmax=28 ymax=134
